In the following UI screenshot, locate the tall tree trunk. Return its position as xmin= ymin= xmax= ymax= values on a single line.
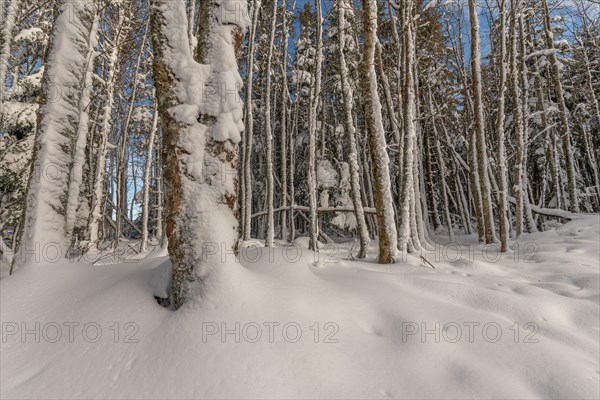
xmin=361 ymin=0 xmax=397 ymax=263
xmin=65 ymin=12 xmax=100 ymax=242
xmin=338 ymin=0 xmax=370 ymax=258
xmin=263 ymin=0 xmax=277 ymax=248
xmin=155 ymin=136 xmax=164 ymax=245
xmin=496 ymin=0 xmax=510 ymax=251
xmin=279 ymin=0 xmax=289 ymax=242
xmin=307 ymin=0 xmax=323 ymax=252
xmin=242 ymin=0 xmax=260 ymax=241
xmin=510 ymin=0 xmax=525 ymax=237
xmin=151 ymin=0 xmax=246 ymax=308
xmin=468 ymin=0 xmax=496 ymax=244
xmin=14 ymin=0 xmax=97 ymax=268
xmin=398 ymin=4 xmax=421 ymax=254
xmin=518 ymin=9 xmax=537 ymax=232
xmin=141 ymin=104 xmax=159 ymax=251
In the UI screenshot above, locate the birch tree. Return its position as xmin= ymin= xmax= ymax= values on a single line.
xmin=263 ymin=0 xmax=277 ymax=248
xmin=279 ymin=0 xmax=289 ymax=242
xmin=242 ymin=0 xmax=260 ymax=241
xmin=495 ymin=0 xmax=510 ymax=251
xmin=398 ymin=0 xmax=421 ymax=254
xmin=468 ymin=0 xmax=496 ymax=244
xmin=337 ymin=0 xmax=370 ymax=258
xmin=307 ymin=0 xmax=323 ymax=251
xmin=509 ymin=0 xmax=526 ymax=236
xmin=141 ymin=104 xmax=159 ymax=251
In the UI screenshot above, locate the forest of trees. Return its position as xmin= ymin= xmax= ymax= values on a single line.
xmin=0 ymin=0 xmax=598 ymax=308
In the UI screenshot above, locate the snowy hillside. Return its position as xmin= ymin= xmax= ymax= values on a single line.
xmin=2 ymin=216 xmax=598 ymax=399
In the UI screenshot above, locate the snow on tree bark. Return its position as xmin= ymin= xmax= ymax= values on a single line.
xmin=0 ymin=0 xmax=18 ymax=118
xmin=279 ymin=0 xmax=289 ymax=242
xmin=307 ymin=0 xmax=323 ymax=252
xmin=150 ymin=0 xmax=246 ymax=308
xmin=242 ymin=0 xmax=260 ymax=241
xmin=263 ymin=0 xmax=277 ymax=248
xmin=337 ymin=0 xmax=370 ymax=258
xmin=65 ymin=11 xmax=100 ymax=242
xmin=141 ymin=104 xmax=159 ymax=251
xmin=14 ymin=0 xmax=97 ymax=267
xmin=509 ymin=0 xmax=526 ymax=237
xmin=398 ymin=3 xmax=420 ymax=254
xmin=468 ymin=0 xmax=496 ymax=244
xmin=361 ymin=0 xmax=397 ymax=263
xmin=496 ymin=0 xmax=510 ymax=252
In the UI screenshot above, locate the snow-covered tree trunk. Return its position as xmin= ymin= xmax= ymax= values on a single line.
xmin=495 ymin=0 xmax=509 ymax=251
xmin=424 ymin=134 xmax=441 ymax=231
xmin=242 ymin=0 xmax=260 ymax=241
xmin=289 ymin=94 xmax=297 ymax=241
xmin=376 ymin=44 xmax=401 ymax=163
xmin=0 ymin=0 xmax=18 ymax=118
xmin=151 ymin=0 xmax=246 ymax=308
xmin=279 ymin=0 xmax=289 ymax=242
xmin=392 ymin=1 xmax=405 ymax=214
xmin=456 ymin=171 xmax=472 ymax=235
xmin=155 ymin=138 xmax=164 ymax=244
xmin=398 ymin=3 xmax=420 ymax=254
xmin=468 ymin=0 xmax=496 ymax=244
xmin=509 ymin=0 xmax=525 ymax=237
xmin=338 ymin=0 xmax=370 ymax=258
xmin=65 ymin=11 xmax=100 ymax=242
xmin=263 ymin=0 xmax=277 ymax=248
xmin=541 ymin=0 xmax=578 ymax=213
xmin=14 ymin=0 xmax=97 ymax=267
xmin=413 ymin=66 xmax=428 ymax=247
xmin=518 ymin=10 xmax=536 ymax=233
xmin=307 ymin=0 xmax=323 ymax=252
xmin=468 ymin=135 xmax=484 ymax=242
xmin=361 ymin=0 xmax=397 ymax=263
xmin=141 ymin=105 xmax=159 ymax=251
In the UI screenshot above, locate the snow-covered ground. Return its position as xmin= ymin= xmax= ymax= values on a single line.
xmin=1 ymin=215 xmax=599 ymax=399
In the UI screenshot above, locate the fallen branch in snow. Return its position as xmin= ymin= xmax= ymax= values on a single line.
xmin=507 ymin=196 xmax=576 ymax=220
xmin=295 ymin=208 xmax=335 ymax=244
xmin=251 ymin=205 xmax=377 ymax=218
xmin=105 ymin=197 xmax=143 ymax=235
xmin=420 ymin=256 xmax=436 ymax=269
